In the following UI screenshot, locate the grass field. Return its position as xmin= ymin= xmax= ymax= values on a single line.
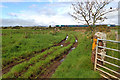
xmin=1 ymin=27 xmax=119 ymax=79
xmin=2 ymin=29 xmax=66 ymax=68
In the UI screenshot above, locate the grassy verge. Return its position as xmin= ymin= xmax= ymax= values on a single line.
xmin=52 ymin=31 xmax=100 ymax=78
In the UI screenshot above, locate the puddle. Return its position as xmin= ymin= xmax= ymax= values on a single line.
xmin=61 ymin=35 xmax=68 ymax=43
xmin=76 ymin=40 xmax=78 ymax=42
xmin=61 ymin=45 xmax=63 ymax=47
xmin=59 ymin=39 xmax=78 ymax=63
xmin=60 ymin=58 xmax=64 ymax=62
xmin=60 ymin=35 xmax=69 ymax=47
xmin=66 ymin=35 xmax=68 ymax=40
xmin=72 ymin=47 xmax=75 ymax=49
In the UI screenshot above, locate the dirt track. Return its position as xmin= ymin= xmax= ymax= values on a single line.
xmin=2 ymin=36 xmax=68 ymax=75
xmin=37 ymin=36 xmax=78 ymax=78
xmin=2 ymin=35 xmax=78 ymax=79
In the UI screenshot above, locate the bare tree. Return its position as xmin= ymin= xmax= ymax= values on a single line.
xmin=69 ymin=0 xmax=118 ymax=31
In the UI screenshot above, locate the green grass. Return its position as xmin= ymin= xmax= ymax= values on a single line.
xmin=52 ymin=31 xmax=100 ymax=78
xmin=2 ymin=31 xmax=76 ymax=78
xmin=20 ymin=43 xmax=74 ymax=78
xmin=2 ymin=46 xmax=62 ymax=78
xmin=3 ymin=28 xmax=118 ymax=78
xmin=2 ymin=29 xmax=66 ymax=67
xmin=3 ymin=34 xmax=75 ymax=78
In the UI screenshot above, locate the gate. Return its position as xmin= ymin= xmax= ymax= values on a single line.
xmin=94 ymin=39 xmax=120 ymax=79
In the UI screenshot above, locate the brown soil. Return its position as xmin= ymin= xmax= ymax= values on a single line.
xmin=62 ymin=42 xmax=71 ymax=47
xmin=2 ymin=36 xmax=67 ymax=75
xmin=56 ymin=40 xmax=71 ymax=47
xmin=17 ymin=51 xmax=57 ymax=78
xmin=56 ymin=38 xmax=66 ymax=46
xmin=36 ymin=53 xmax=68 ymax=78
xmin=40 ymin=61 xmax=61 ymax=78
xmin=2 ymin=48 xmax=48 ymax=75
xmin=75 ymin=29 xmax=86 ymax=33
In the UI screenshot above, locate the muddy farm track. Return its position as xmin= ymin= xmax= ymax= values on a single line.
xmin=2 ymin=36 xmax=67 ymax=75
xmin=2 ymin=35 xmax=78 ymax=79
xmin=37 ymin=37 xmax=78 ymax=78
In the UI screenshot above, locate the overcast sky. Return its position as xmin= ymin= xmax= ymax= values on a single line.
xmin=0 ymin=0 xmax=119 ymax=26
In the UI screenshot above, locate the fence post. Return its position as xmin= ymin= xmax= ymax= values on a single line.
xmin=94 ymin=39 xmax=99 ymax=71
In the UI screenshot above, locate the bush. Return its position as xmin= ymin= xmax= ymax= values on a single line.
xmin=96 ymin=26 xmax=110 ymax=32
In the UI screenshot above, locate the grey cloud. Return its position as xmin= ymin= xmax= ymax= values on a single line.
xmin=1 ymin=18 xmax=38 ymax=26
xmin=105 ymin=11 xmax=118 ymax=24
xmin=36 ymin=7 xmax=57 ymax=16
xmin=33 ymin=2 xmax=71 ymax=16
xmin=106 ymin=15 xmax=118 ymax=20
